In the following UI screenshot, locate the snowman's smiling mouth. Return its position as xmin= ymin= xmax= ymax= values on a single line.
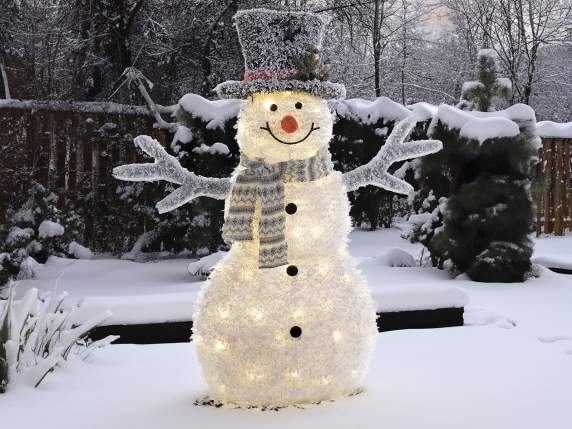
xmin=260 ymin=122 xmax=320 ymax=145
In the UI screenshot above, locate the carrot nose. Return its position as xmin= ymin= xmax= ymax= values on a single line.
xmin=281 ymin=115 xmax=298 ymax=133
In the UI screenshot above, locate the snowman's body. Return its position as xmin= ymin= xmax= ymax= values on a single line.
xmin=193 ymin=170 xmax=377 ymax=406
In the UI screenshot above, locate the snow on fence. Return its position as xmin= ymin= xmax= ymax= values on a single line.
xmin=0 ymin=100 xmax=172 ymax=247
xmin=536 ymin=121 xmax=572 ymax=236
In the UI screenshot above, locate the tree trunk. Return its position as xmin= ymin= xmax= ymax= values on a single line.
xmin=0 ymin=59 xmax=11 ymax=99
xmin=373 ymin=0 xmax=381 ymax=97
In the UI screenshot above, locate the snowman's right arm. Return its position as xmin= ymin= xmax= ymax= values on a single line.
xmin=113 ymin=135 xmax=230 ymax=213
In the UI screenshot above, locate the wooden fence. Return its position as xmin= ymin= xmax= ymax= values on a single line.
xmin=1 ymin=100 xmax=570 ymax=250
xmin=535 ymin=137 xmax=572 ymax=236
xmin=0 ymin=100 xmax=171 ymax=251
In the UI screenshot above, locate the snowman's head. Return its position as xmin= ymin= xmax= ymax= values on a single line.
xmin=236 ymin=91 xmax=333 ymax=164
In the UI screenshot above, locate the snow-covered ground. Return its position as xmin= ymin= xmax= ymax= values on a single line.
xmin=11 ymin=229 xmax=569 ymax=325
xmin=13 ymin=229 xmax=474 ymax=325
xmin=2 ymin=229 xmax=571 ymax=428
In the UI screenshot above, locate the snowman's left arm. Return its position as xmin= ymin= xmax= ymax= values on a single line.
xmin=342 ymin=116 xmax=442 ymax=194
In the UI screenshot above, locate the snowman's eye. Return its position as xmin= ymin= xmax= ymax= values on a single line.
xmin=295 ymin=102 xmax=303 ymax=109
xmin=270 ymin=104 xmax=278 ymax=112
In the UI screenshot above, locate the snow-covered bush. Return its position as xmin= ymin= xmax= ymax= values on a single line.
xmin=403 ymin=192 xmax=448 ymax=268
xmin=421 ymin=104 xmax=538 ymax=282
xmin=0 ymin=183 xmax=90 ymax=288
xmin=0 ymin=282 xmax=117 ymax=393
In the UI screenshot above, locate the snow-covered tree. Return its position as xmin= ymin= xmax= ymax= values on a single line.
xmin=458 ymin=48 xmax=511 ymax=111
xmin=424 ymin=105 xmax=538 ymax=282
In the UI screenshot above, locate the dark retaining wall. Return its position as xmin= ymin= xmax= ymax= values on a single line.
xmin=88 ymin=308 xmax=464 ymax=345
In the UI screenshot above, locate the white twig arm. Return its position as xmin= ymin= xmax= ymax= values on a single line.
xmin=112 ymin=135 xmax=231 ymax=213
xmin=342 ymin=116 xmax=442 ymax=194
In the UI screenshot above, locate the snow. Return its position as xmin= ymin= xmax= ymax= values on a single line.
xmin=16 ymin=256 xmax=41 ymax=280
xmin=497 ymin=77 xmax=512 ymax=89
xmin=0 ymin=99 xmax=175 ymax=115
xmin=532 ymin=234 xmax=572 ymax=270
xmin=331 ymin=97 xmax=411 ymax=124
xmin=12 ymin=229 xmax=467 ymax=325
xmin=429 ymin=104 xmax=474 ymax=132
xmin=407 ymin=102 xmax=438 ymax=122
xmin=187 ymin=251 xmax=226 ymax=277
xmin=461 ymin=80 xmax=484 ymax=94
xmin=171 ymin=125 xmax=193 ymax=146
xmin=536 ymin=121 xmax=572 ymax=139
xmin=1 ymin=320 xmax=571 ymax=428
xmin=427 ymin=103 xmax=539 ymax=147
xmin=12 ymin=229 xmax=572 ymax=326
xmin=178 ymin=93 xmax=244 ymax=130
xmin=6 ymin=226 xmax=34 ymax=245
xmin=68 ymin=241 xmax=94 ymax=259
xmin=37 ymin=220 xmax=64 ymax=239
xmin=377 ymin=248 xmax=416 ymax=267
xmin=478 ymin=48 xmax=497 ymax=60
xmin=459 ymin=117 xmax=520 ymax=143
xmin=192 ymin=142 xmax=230 ymax=156
xmin=3 ymin=228 xmax=572 ymax=427
xmin=428 ymin=103 xmax=536 ymax=137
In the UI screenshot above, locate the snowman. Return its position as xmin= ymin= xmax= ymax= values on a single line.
xmin=114 ymin=9 xmax=441 ymax=407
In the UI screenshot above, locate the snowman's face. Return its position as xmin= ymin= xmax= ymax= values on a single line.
xmin=236 ymin=91 xmax=333 ymax=164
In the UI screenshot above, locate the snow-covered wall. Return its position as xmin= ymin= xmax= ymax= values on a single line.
xmin=0 ymin=99 xmax=175 ymax=115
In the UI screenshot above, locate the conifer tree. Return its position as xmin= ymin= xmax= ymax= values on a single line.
xmin=458 ymin=49 xmax=511 ymax=112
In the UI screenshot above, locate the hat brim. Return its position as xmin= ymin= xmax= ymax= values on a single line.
xmin=215 ymin=79 xmax=346 ymax=100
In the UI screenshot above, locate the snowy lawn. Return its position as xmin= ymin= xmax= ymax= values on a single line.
xmin=2 ymin=229 xmax=571 ymax=428
xmin=1 ymin=325 xmax=570 ymax=428
xmin=13 ymin=229 xmax=477 ymax=325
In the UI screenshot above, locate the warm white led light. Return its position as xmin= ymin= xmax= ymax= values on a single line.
xmin=250 ymin=309 xmax=263 ymax=321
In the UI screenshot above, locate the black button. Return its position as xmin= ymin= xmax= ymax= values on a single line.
xmin=290 ymin=326 xmax=302 ymax=338
xmin=287 ymin=265 xmax=298 ymax=276
xmin=285 ymin=203 xmax=297 ymax=214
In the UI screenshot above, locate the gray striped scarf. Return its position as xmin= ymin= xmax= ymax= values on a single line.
xmin=222 ymin=147 xmax=333 ymax=269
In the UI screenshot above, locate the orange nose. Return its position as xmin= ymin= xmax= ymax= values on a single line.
xmin=281 ymin=115 xmax=299 ymax=133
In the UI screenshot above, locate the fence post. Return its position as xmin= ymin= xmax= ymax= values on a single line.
xmin=542 ymin=139 xmax=554 ymax=234
xmin=554 ymin=140 xmax=563 ymax=235
xmin=535 ymin=148 xmax=543 ymax=237
xmin=565 ymin=141 xmax=572 ymax=233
